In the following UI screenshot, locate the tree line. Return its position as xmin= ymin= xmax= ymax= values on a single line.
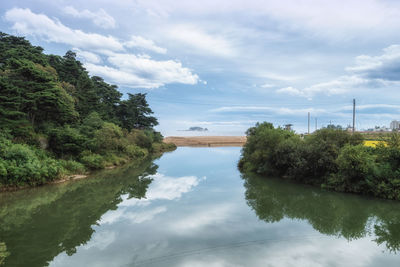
xmin=0 ymin=32 xmax=175 ymax=187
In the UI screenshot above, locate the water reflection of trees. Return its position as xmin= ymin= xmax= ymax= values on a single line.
xmin=0 ymin=160 xmax=157 ymax=267
xmin=242 ymin=173 xmax=400 ymax=252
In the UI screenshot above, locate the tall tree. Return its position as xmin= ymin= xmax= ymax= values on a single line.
xmin=91 ymin=76 xmax=122 ymax=122
xmin=48 ymin=51 xmax=99 ymax=117
xmin=0 ymin=58 xmax=78 ymax=129
xmin=117 ymin=93 xmax=158 ymax=131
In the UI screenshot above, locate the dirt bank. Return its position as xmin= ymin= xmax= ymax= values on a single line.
xmin=163 ymin=136 xmax=247 ymax=147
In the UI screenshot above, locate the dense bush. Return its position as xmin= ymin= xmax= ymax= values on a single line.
xmin=239 ymin=122 xmax=400 ymax=200
xmin=125 ymin=130 xmax=153 ymax=150
xmin=125 ymin=144 xmax=148 ymax=159
xmin=59 ymin=160 xmax=86 ymax=174
xmin=0 ymin=138 xmax=64 ymax=186
xmin=79 ymin=151 xmax=104 ymax=170
xmin=92 ymin=122 xmax=124 ymax=153
xmin=48 ymin=126 xmax=87 ymax=157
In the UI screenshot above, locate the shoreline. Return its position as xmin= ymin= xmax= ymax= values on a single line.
xmin=0 ymin=147 xmax=176 ymax=193
xmin=0 ymin=174 xmax=89 ymax=192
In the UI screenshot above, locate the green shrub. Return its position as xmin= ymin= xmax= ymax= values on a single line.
xmin=126 ymin=130 xmax=153 ymax=150
xmin=92 ymin=122 xmax=124 ymax=153
xmin=240 ymin=122 xmax=296 ymax=175
xmin=102 ymin=153 xmax=128 ymax=166
xmin=0 ymin=138 xmax=64 ymax=186
xmin=80 ymin=151 xmax=105 ymax=169
xmin=326 ymin=145 xmax=377 ymax=193
xmin=125 ymin=144 xmax=148 ymax=159
xmin=60 ymin=159 xmax=86 ymax=174
xmin=48 ymin=126 xmax=87 ymax=156
xmin=0 ymin=160 xmax=8 ymax=177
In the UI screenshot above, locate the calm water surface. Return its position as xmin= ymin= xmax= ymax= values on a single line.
xmin=1 ymin=147 xmax=400 ymax=266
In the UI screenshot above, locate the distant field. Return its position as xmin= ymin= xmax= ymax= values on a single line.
xmin=164 ymin=136 xmax=247 ymax=147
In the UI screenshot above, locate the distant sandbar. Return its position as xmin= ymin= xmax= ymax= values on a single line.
xmin=163 ymin=136 xmax=246 ymax=147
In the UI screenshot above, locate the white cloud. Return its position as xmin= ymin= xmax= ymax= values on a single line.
xmin=301 ymin=75 xmax=370 ymax=97
xmin=99 ymin=206 xmax=167 ymax=225
xmin=84 ymin=53 xmax=199 ymax=88
xmin=120 ymin=173 xmax=201 ymax=207
xmin=85 ymin=63 xmax=162 ymax=88
xmin=254 ymin=0 xmax=400 ymax=39
xmin=73 ymin=48 xmax=102 ymax=64
xmin=276 ymin=75 xmax=369 ymax=98
xmin=355 ymin=104 xmax=400 ymax=111
xmin=166 ymin=25 xmax=235 ymax=57
xmin=124 ymin=206 xmax=167 ymax=224
xmin=4 ymin=8 xmax=200 ymax=89
xmin=84 ymin=231 xmax=116 ymax=250
xmin=170 ymin=204 xmax=235 ymax=233
xmin=146 ymin=173 xmax=200 ymax=200
xmin=276 ymin=44 xmax=400 ymax=98
xmin=63 ymin=6 xmax=116 ymax=29
xmin=276 ymin=86 xmax=305 ymax=97
xmin=262 ymin=73 xmax=302 ymax=82
xmin=99 ymin=53 xmax=199 ymax=88
xmin=99 ymin=173 xmax=202 ymax=225
xmin=5 ymin=8 xmax=123 ymax=52
xmin=136 ymin=0 xmax=400 ymax=39
xmin=260 ymin=83 xmax=275 ymax=88
xmin=346 ymin=45 xmax=400 ymax=81
xmin=125 ymin=35 xmax=167 ymax=54
xmin=211 ymin=106 xmax=327 ymax=116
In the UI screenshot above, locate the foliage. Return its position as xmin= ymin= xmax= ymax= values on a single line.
xmin=117 ymin=93 xmax=158 ymax=131
xmin=0 ymin=32 xmax=175 ymax=187
xmin=239 ymin=122 xmax=400 ymax=200
xmin=125 ymin=144 xmax=148 ymax=159
xmin=0 ymin=137 xmax=64 ymax=186
xmin=59 ymin=160 xmax=86 ymax=174
xmin=48 ymin=126 xmax=87 ymax=157
xmin=79 ymin=151 xmax=105 ymax=170
xmin=92 ymin=122 xmax=124 ymax=153
xmin=0 ymin=242 xmax=10 ymax=266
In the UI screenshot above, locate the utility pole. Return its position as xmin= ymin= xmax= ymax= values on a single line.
xmin=308 ymin=112 xmax=310 ymax=134
xmin=352 ymin=98 xmax=356 ymax=133
xmin=315 ymin=118 xmax=317 ymax=131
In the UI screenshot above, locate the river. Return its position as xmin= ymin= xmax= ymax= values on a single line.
xmin=0 ymin=147 xmax=400 ymax=266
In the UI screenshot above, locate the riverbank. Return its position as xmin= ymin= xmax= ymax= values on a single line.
xmin=163 ymin=136 xmax=246 ymax=147
xmin=0 ymin=143 xmax=176 ymax=192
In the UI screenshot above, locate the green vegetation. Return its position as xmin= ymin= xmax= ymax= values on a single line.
xmin=239 ymin=122 xmax=400 ymax=200
xmin=0 ymin=32 xmax=175 ymax=188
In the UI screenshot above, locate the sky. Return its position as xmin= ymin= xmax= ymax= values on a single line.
xmin=1 ymin=0 xmax=400 ymax=136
